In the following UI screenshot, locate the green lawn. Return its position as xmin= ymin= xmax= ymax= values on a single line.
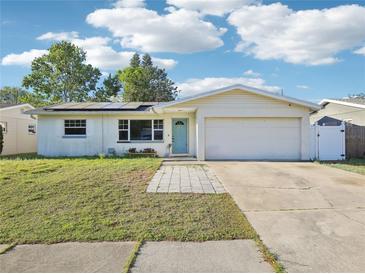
xmin=0 ymin=157 xmax=255 ymax=244
xmin=321 ymin=158 xmax=365 ymax=175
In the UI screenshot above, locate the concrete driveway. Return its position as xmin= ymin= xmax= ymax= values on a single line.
xmin=209 ymin=162 xmax=365 ymax=272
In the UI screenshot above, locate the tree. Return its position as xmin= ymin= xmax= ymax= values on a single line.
xmin=118 ymin=53 xmax=179 ymax=102
xmin=0 ymin=124 xmax=3 ymax=155
xmin=130 ymin=53 xmax=141 ymax=68
xmin=19 ymin=92 xmax=51 ymax=107
xmin=0 ymin=87 xmax=27 ymax=104
xmin=348 ymin=92 xmax=365 ymax=98
xmin=93 ymin=74 xmax=122 ymax=102
xmin=23 ymin=41 xmax=101 ymax=102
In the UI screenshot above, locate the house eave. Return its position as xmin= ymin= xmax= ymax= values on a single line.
xmin=0 ymin=103 xmax=35 ymax=111
xmin=25 ymin=110 xmax=156 ymax=116
xmin=319 ymin=99 xmax=365 ymax=109
xmin=155 ymin=84 xmax=321 ymax=111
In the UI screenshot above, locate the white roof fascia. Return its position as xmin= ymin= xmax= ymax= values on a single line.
xmin=0 ymin=103 xmax=35 ymax=111
xmin=154 ymin=84 xmax=320 ymax=111
xmin=319 ymin=99 xmax=365 ymax=109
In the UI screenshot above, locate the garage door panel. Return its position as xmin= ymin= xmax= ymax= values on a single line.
xmin=205 ymin=118 xmax=301 ymax=160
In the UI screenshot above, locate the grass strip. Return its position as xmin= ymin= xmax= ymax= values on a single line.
xmin=0 ymin=243 xmax=17 ymax=255
xmin=318 ymin=158 xmax=365 ymax=175
xmin=123 ymin=240 xmax=143 ymax=273
xmin=254 ymin=236 xmax=285 ymax=273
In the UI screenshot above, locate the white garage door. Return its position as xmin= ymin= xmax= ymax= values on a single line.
xmin=205 ymin=117 xmax=301 ymax=160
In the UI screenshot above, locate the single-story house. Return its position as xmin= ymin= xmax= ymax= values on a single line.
xmin=26 ymin=84 xmax=320 ymax=160
xmin=0 ymin=103 xmax=37 ymax=155
xmin=310 ymin=98 xmax=365 ymax=126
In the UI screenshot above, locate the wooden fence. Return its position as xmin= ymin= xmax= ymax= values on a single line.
xmin=346 ymin=124 xmax=365 ymax=158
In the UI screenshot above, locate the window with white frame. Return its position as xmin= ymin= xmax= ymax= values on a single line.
xmin=28 ymin=124 xmax=36 ymax=135
xmin=118 ymin=119 xmax=163 ymax=141
xmin=153 ymin=120 xmax=163 ymax=140
xmin=118 ymin=120 xmax=129 ymax=141
xmin=64 ymin=120 xmax=86 ymax=135
xmin=0 ymin=121 xmax=7 ymax=134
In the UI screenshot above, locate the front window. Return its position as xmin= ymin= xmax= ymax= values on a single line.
xmin=131 ymin=120 xmax=152 ymax=140
xmin=119 ymin=120 xmax=129 ymax=141
xmin=0 ymin=121 xmax=7 ymax=134
xmin=118 ymin=119 xmax=163 ymax=141
xmin=28 ymin=124 xmax=36 ymax=135
xmin=64 ymin=120 xmax=86 ymax=135
xmin=153 ymin=120 xmax=163 ymax=140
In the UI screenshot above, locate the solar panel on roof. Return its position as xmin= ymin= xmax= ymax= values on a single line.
xmin=66 ymin=103 xmax=96 ymax=109
xmin=121 ymin=102 xmax=142 ymax=109
xmin=84 ymin=103 xmax=112 ymax=109
xmin=102 ymin=103 xmax=126 ymax=109
xmin=45 ymin=103 xmax=79 ymax=109
xmin=141 ymin=102 xmax=159 ymax=106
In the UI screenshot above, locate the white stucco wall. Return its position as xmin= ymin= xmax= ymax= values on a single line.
xmin=166 ymin=89 xmax=311 ymax=160
xmin=36 ymin=89 xmax=314 ymax=160
xmin=0 ymin=105 xmax=37 ymax=155
xmin=37 ymin=112 xmax=195 ymax=157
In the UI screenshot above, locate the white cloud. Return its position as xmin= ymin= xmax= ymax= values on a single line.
xmin=228 ymin=3 xmax=365 ymax=65
xmin=86 ymin=5 xmax=226 ymax=53
xmin=36 ymin=32 xmax=177 ymax=70
xmin=152 ymin=57 xmax=178 ymax=69
xmin=2 ymin=32 xmax=177 ymax=70
xmin=114 ymin=0 xmax=145 ymax=8
xmin=296 ymin=85 xmax=309 ymax=89
xmin=243 ymin=69 xmax=260 ymax=77
xmin=166 ymin=0 xmax=257 ymax=16
xmin=37 ymin=31 xmax=79 ymax=41
xmin=177 ymin=76 xmax=280 ymax=97
xmin=354 ymin=46 xmax=365 ymax=56
xmin=1 ymin=49 xmax=48 ymax=66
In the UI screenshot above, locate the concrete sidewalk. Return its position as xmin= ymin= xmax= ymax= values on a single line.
xmin=0 ymin=240 xmax=273 ymax=273
xmin=0 ymin=242 xmax=136 ymax=273
xmin=131 ymin=240 xmax=272 ymax=273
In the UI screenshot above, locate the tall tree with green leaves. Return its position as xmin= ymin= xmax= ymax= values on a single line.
xmin=118 ymin=53 xmax=178 ymax=102
xmin=93 ymin=73 xmax=122 ymax=102
xmin=23 ymin=41 xmax=101 ymax=103
xmin=0 ymin=87 xmax=27 ymax=104
xmin=130 ymin=53 xmax=141 ymax=68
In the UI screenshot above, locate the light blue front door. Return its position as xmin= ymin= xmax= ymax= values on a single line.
xmin=172 ymin=118 xmax=188 ymax=154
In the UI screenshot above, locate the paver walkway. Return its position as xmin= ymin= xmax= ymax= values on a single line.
xmin=147 ymin=164 xmax=225 ymax=193
xmin=131 ymin=240 xmax=272 ymax=273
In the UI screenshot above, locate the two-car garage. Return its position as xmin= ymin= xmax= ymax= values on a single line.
xmin=205 ymin=117 xmax=301 ymax=160
xmin=157 ymin=85 xmax=320 ymax=161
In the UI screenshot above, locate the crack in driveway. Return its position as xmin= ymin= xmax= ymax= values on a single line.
xmin=244 ymin=206 xmax=365 ymax=213
xmin=241 ymin=185 xmax=315 ymax=190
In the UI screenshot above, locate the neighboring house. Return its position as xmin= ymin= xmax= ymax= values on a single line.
xmin=26 ymin=85 xmax=319 ymax=160
xmin=310 ymin=98 xmax=365 ymax=126
xmin=0 ymin=103 xmax=37 ymax=155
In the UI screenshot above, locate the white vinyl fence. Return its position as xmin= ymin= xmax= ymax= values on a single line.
xmin=310 ymin=122 xmax=346 ymax=160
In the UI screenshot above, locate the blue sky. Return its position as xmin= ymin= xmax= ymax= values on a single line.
xmin=1 ymin=0 xmax=365 ymax=102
